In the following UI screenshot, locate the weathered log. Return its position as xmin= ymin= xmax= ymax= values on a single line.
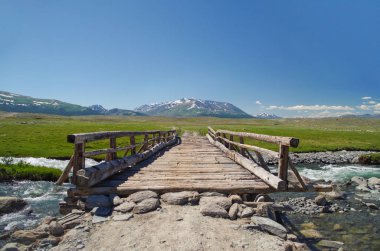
xmin=278 ymin=144 xmax=289 ymax=185
xmin=67 ymin=130 xmax=176 ymax=144
xmin=216 ymin=137 xmax=278 ymax=158
xmin=288 ymin=159 xmax=307 ymax=190
xmin=72 ymin=143 xmax=85 ymax=185
xmin=75 ymin=137 xmax=178 ymax=187
xmin=216 ymin=129 xmax=299 ymax=147
xmin=207 ymin=134 xmax=286 ymax=191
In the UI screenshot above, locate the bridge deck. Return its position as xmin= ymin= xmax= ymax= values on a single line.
xmin=94 ymin=136 xmax=274 ymax=194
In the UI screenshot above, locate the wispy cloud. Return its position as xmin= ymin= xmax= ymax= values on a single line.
xmin=267 ymin=105 xmax=354 ymax=111
xmin=357 ymin=105 xmax=371 ymax=110
xmin=368 ymin=100 xmax=377 ymax=104
xmin=362 ymin=96 xmax=372 ymax=100
xmin=374 ymin=103 xmax=380 ymax=110
xmin=255 ymin=100 xmax=262 ymax=105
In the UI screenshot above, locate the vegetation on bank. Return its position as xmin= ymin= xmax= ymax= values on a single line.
xmin=0 ymin=112 xmax=379 ymax=158
xmin=359 ymin=153 xmax=380 ymax=165
xmin=0 ymin=157 xmax=62 ymax=182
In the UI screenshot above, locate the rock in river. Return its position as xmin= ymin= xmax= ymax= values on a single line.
xmin=0 ymin=197 xmax=27 ymax=215
xmin=251 ymin=216 xmax=287 ymax=239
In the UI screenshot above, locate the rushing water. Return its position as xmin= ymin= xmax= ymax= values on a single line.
xmin=0 ymin=158 xmax=379 ymax=250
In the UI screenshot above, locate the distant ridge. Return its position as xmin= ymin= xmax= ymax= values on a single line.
xmin=339 ymin=113 xmax=380 ymax=119
xmin=135 ymin=98 xmax=252 ymax=118
xmin=0 ymin=91 xmax=144 ymax=116
xmin=253 ymin=113 xmax=281 ymax=119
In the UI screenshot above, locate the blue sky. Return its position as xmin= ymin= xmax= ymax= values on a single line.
xmin=1 ymin=0 xmax=379 ymax=117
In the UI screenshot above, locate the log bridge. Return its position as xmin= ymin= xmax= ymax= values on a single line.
xmin=58 ymin=127 xmax=332 ymax=213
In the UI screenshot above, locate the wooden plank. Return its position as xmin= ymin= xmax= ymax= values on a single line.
xmin=207 ymin=134 xmax=286 ymax=191
xmin=72 ymin=143 xmax=85 ymax=185
xmin=288 ymin=159 xmax=307 ymax=190
xmin=218 ymin=137 xmax=278 ymax=158
xmin=217 ymin=129 xmax=299 ymax=147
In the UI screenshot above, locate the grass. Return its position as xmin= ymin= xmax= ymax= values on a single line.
xmin=0 ymin=112 xmax=379 ymax=158
xmin=0 ymin=162 xmax=62 ymax=181
xmin=359 ymin=153 xmax=380 ymax=165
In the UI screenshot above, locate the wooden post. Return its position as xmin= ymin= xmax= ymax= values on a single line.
xmin=72 ymin=143 xmax=85 ymax=185
xmin=239 ymin=136 xmax=246 ymax=156
xmin=222 ymin=133 xmax=227 ymax=147
xmin=278 ymin=144 xmax=289 ymax=188
xmin=229 ymin=135 xmax=234 ymax=150
xmin=106 ymin=137 xmax=117 ymax=161
xmin=130 ymin=135 xmax=136 ymax=155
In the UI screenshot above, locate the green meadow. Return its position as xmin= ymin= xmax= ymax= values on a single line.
xmin=0 ymin=112 xmax=379 ymax=158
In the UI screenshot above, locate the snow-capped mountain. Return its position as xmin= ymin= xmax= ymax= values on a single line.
xmin=253 ymin=113 xmax=281 ymax=119
xmin=0 ymin=91 xmax=144 ymax=116
xmin=135 ymin=98 xmax=252 ymax=118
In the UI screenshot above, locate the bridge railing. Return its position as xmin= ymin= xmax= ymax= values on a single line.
xmin=207 ymin=127 xmax=306 ymax=191
xmin=56 ymin=130 xmax=177 ymax=186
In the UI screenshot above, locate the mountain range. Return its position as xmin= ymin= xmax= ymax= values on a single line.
xmin=0 ymin=90 xmax=280 ymax=118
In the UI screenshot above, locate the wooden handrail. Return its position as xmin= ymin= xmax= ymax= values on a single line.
xmin=67 ymin=130 xmax=176 ymax=143
xmin=216 ymin=129 xmax=299 ymax=147
xmin=207 ymin=127 xmax=305 ymax=191
xmin=62 ymin=129 xmax=177 ymax=186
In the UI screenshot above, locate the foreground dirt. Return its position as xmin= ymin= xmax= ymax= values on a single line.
xmin=53 ymin=204 xmax=288 ymax=251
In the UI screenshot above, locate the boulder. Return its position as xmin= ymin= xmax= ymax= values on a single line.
xmin=368 ymin=177 xmax=380 ymax=186
xmin=365 ymin=203 xmax=379 ymax=210
xmin=314 ymin=195 xmax=327 ymax=206
xmin=11 ymin=230 xmax=48 ymax=245
xmin=0 ymin=197 xmax=27 ymax=215
xmin=300 ymin=229 xmax=322 ymax=238
xmin=161 ymin=191 xmax=199 ymax=205
xmin=356 ymin=185 xmax=371 ymax=192
xmin=49 ymin=221 xmax=64 ymax=237
xmin=85 ymin=195 xmax=111 ymax=209
xmin=200 ymin=202 xmax=229 ymax=218
xmin=127 ymin=191 xmax=158 ymax=204
xmin=113 ymin=213 xmax=133 ymax=221
xmin=317 ymin=240 xmax=344 ymax=249
xmin=228 ymin=203 xmax=239 ymax=220
xmin=229 ymin=195 xmax=243 ymax=204
xmin=92 ymin=215 xmax=109 ymax=224
xmin=0 ymin=243 xmax=21 ymax=251
xmin=199 ymin=196 xmax=232 ymax=210
xmin=109 ymin=194 xmax=123 ymax=206
xmin=351 ymin=176 xmax=367 ymax=186
xmin=251 ymin=216 xmax=287 ymax=239
xmin=114 ymin=201 xmax=136 ymax=213
xmin=133 ymin=198 xmax=160 ymax=214
xmin=40 ymin=237 xmax=61 ymax=246
xmin=92 ymin=207 xmax=112 ymax=217
xmin=241 ymin=207 xmax=254 ymax=218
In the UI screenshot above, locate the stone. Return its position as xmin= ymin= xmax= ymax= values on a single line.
xmin=251 ymin=216 xmax=287 ymax=239
xmin=92 ymin=215 xmax=109 ymax=224
xmin=314 ymin=195 xmax=327 ymax=206
xmin=127 ymin=191 xmax=158 ymax=203
xmin=49 ymin=221 xmax=64 ymax=237
xmin=286 ymin=234 xmax=298 ymax=241
xmin=114 ymin=201 xmax=136 ymax=213
xmin=200 ymin=203 xmax=229 ymax=218
xmin=199 ymin=196 xmax=232 ymax=210
xmin=199 ymin=192 xmax=226 ymax=197
xmin=161 ymin=191 xmax=199 ymax=205
xmin=292 ymin=242 xmax=310 ymax=251
xmin=317 ymin=240 xmax=344 ymax=248
xmin=40 ymin=237 xmax=61 ymax=246
xmin=300 ymin=229 xmax=322 ymax=238
xmin=228 ymin=203 xmax=239 ymax=220
xmin=93 ymin=207 xmax=112 ymax=216
xmin=0 ymin=243 xmax=20 ymax=251
xmin=133 ymin=198 xmax=160 ymax=214
xmin=356 ymin=185 xmax=371 ymax=192
xmin=365 ymin=203 xmax=379 ymax=210
xmin=11 ymin=230 xmax=48 ymax=245
xmin=109 ymin=194 xmax=123 ymax=206
xmin=113 ymin=213 xmax=133 ymax=221
xmin=333 ymin=224 xmax=343 ymax=231
xmin=368 ymin=177 xmax=380 ymax=186
xmin=229 ymin=195 xmax=243 ymax=204
xmin=241 ymin=207 xmax=254 ymax=218
xmin=62 ymin=219 xmax=81 ymax=229
xmin=0 ymin=197 xmax=27 ymax=215
xmin=41 ymin=216 xmax=56 ymax=225
xmin=351 ymin=176 xmax=367 ymax=186
xmin=241 ymin=224 xmax=260 ymax=231
xmin=85 ymin=195 xmax=111 ymax=209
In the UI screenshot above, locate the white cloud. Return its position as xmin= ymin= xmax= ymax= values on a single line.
xmin=374 ymin=103 xmax=380 ymax=110
xmin=255 ymin=100 xmax=262 ymax=105
xmin=368 ymin=100 xmax=377 ymax=104
xmin=267 ymin=105 xmax=354 ymax=111
xmin=362 ymin=96 xmax=372 ymax=100
xmin=357 ymin=105 xmax=371 ymax=110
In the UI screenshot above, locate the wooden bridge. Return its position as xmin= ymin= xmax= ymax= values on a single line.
xmin=57 ymin=128 xmax=331 ymax=212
